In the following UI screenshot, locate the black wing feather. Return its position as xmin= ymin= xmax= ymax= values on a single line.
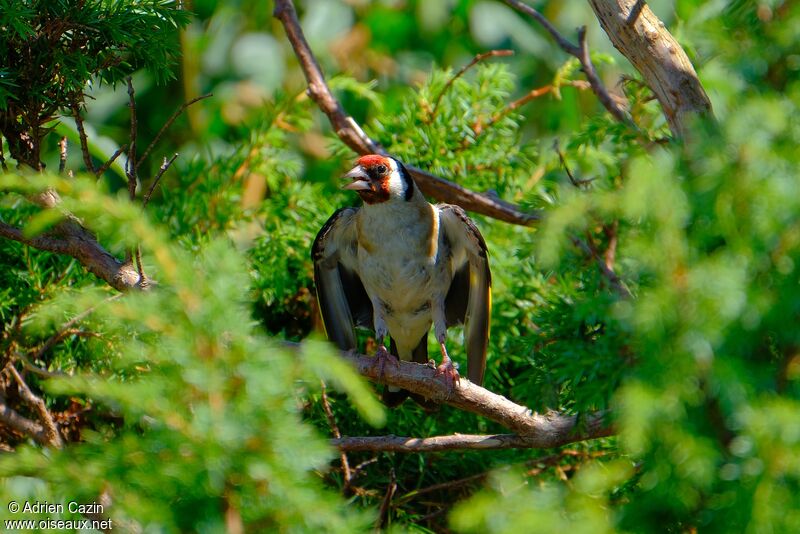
xmin=312 ymin=208 xmax=373 ymax=350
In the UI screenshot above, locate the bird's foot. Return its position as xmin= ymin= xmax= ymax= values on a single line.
xmin=435 ymin=342 xmax=460 ymax=389
xmin=434 ymin=358 xmax=460 ymax=389
xmin=372 ymin=344 xmax=399 ymax=383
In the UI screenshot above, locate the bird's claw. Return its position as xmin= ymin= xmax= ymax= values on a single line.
xmin=435 ymin=359 xmax=460 ymax=389
xmin=372 ymin=345 xmax=399 ymax=383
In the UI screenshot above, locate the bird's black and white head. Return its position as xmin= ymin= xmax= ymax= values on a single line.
xmin=342 ymin=155 xmax=415 ymax=204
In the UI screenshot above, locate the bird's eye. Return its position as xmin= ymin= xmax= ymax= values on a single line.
xmin=376 ymin=164 xmax=388 ymax=174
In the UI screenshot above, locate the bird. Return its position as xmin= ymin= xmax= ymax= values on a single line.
xmin=311 ymin=154 xmax=491 ymax=406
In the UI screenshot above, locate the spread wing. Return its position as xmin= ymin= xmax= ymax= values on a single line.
xmin=438 ymin=204 xmax=491 ymax=386
xmin=311 ymin=208 xmax=373 ymax=350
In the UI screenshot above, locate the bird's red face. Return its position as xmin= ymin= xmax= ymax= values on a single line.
xmin=342 ymin=155 xmax=395 ymax=204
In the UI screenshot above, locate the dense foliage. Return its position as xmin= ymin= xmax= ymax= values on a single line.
xmin=1 ymin=0 xmax=799 ymax=532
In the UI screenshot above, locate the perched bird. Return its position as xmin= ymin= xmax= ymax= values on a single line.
xmin=312 ymin=154 xmax=491 ymax=406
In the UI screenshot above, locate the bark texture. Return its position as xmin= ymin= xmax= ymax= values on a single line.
xmin=587 ymin=0 xmax=713 ymax=136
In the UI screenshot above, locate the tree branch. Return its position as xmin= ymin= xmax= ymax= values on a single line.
xmin=135 ymin=94 xmax=211 ymax=171
xmin=432 ymin=49 xmax=514 ymax=115
xmin=332 ymin=433 xmax=580 ymax=452
xmin=293 ymin=344 xmax=613 ymax=452
xmin=273 ymin=0 xmax=540 ymax=226
xmin=502 ymin=0 xmax=633 ymax=127
xmin=0 ymin=395 xmax=50 ymax=446
xmin=586 ymin=0 xmax=713 ymax=137
xmin=5 ymin=363 xmax=63 ymax=448
xmin=0 ymin=220 xmax=141 ymax=291
xmin=71 ymin=103 xmax=96 ymax=173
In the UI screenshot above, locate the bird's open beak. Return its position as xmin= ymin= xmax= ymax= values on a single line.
xmin=342 ymin=165 xmax=371 ymax=191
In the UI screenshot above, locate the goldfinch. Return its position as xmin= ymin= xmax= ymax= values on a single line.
xmin=312 ymin=155 xmax=491 ymax=406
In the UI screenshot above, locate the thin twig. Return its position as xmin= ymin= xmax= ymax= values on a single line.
xmin=135 ymin=94 xmax=212 ymax=171
xmin=142 ymin=153 xmax=178 ymax=209
xmin=273 ymin=0 xmax=540 ymax=226
xmin=95 ymin=144 xmax=127 ymax=177
xmin=502 ymin=0 xmax=632 ymax=126
xmin=58 ymin=136 xmax=68 ymax=174
xmin=125 ymin=77 xmax=138 ymax=202
xmin=71 ymin=103 xmax=96 ymax=173
xmin=375 ymin=468 xmax=397 ymax=531
xmin=350 ymin=457 xmax=379 ymax=479
xmin=554 ymin=139 xmax=594 ymax=188
xmin=320 ymin=381 xmax=353 ymax=493
xmin=431 ymin=49 xmax=514 ymax=116
xmin=483 ymin=80 xmax=590 ymax=133
xmin=5 ymin=363 xmax=63 ymax=447
xmin=15 ymin=352 xmax=68 ymax=378
xmin=502 ymin=0 xmax=581 ymax=55
xmin=572 ymin=235 xmax=632 ymax=299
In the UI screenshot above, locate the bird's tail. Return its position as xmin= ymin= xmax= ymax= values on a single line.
xmin=381 ymin=335 xmax=437 ymax=411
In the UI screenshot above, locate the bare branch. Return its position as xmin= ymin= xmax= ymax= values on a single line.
xmin=333 ymin=433 xmax=572 ymax=452
xmin=502 ymin=0 xmax=633 ymax=126
xmin=320 ymin=381 xmax=352 ymax=491
xmin=58 ymin=136 xmax=67 ymax=174
xmin=5 ymin=363 xmax=63 ymax=447
xmin=554 ymin=139 xmax=594 ymax=188
xmin=287 ymin=343 xmax=612 ymax=450
xmin=0 ymin=395 xmax=50 ymax=445
xmin=135 ymin=94 xmax=211 ymax=171
xmin=572 ymin=235 xmax=632 ymax=299
xmin=71 ymin=103 xmax=96 ymax=173
xmin=587 ymin=0 xmax=713 ymax=137
xmin=125 ymin=77 xmax=137 ymax=202
xmin=273 ymin=0 xmax=540 ymax=227
xmin=142 ymin=153 xmax=178 ymax=209
xmin=95 ymin=144 xmax=127 ymax=177
xmin=0 ymin=220 xmax=141 ymax=291
xmin=432 ymin=49 xmax=514 ymax=115
xmin=375 ymin=468 xmax=397 ymax=530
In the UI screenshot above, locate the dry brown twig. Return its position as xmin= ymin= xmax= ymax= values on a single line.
xmin=431 ymin=49 xmax=514 ymax=116
xmin=95 ymin=144 xmax=127 ymax=178
xmin=135 ymin=93 xmax=212 ymax=171
xmin=501 ymin=0 xmax=633 ymax=127
xmin=320 ymin=380 xmax=353 ymax=493
xmin=125 ymin=77 xmax=138 ymax=203
xmin=376 ymin=468 xmax=397 ymax=530
xmin=272 ymin=0 xmax=540 ymax=227
xmin=4 ymin=363 xmax=63 ymax=448
xmin=142 ymin=153 xmax=178 ymax=209
xmin=71 ymin=102 xmax=97 ymax=173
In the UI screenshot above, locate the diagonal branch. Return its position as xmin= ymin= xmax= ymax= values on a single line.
xmin=432 ymin=49 xmax=514 ymax=116
xmin=135 ymin=94 xmax=211 ymax=171
xmin=5 ymin=363 xmax=63 ymax=447
xmin=0 ymin=395 xmax=50 ymax=445
xmin=502 ymin=0 xmax=633 ymax=127
xmin=586 ymin=0 xmax=713 ymax=137
xmin=273 ymin=0 xmax=540 ymax=227
xmin=0 ymin=220 xmax=141 ymax=291
xmin=289 ymin=343 xmax=613 ymax=452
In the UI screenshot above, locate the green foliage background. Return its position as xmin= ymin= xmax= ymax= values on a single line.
xmin=1 ymin=0 xmax=799 ymax=532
